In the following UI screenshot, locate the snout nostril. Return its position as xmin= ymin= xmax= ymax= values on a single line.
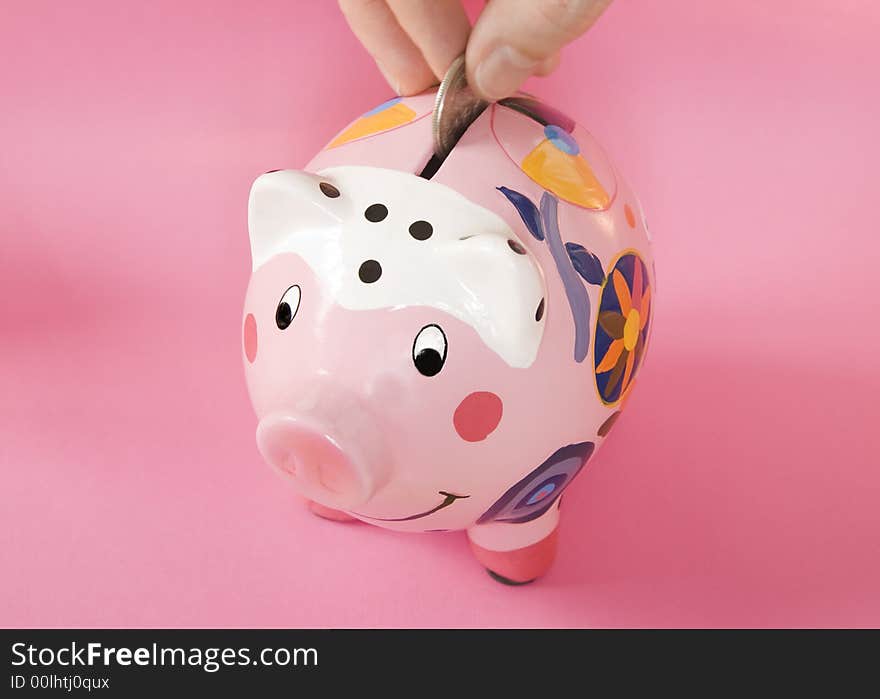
xmin=277 ymin=455 xmax=297 ymax=476
xmin=318 ymin=465 xmax=350 ymax=494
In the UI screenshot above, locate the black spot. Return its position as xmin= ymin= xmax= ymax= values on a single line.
xmin=264 ymin=169 xmax=282 ymax=174
xmin=276 ymin=303 xmax=293 ymax=329
xmin=364 ymin=203 xmax=388 ymax=222
xmin=319 ymin=182 xmax=340 ymax=198
xmin=409 ymin=220 xmax=433 ymax=240
xmin=414 ymin=349 xmax=444 ymax=377
xmin=508 ymin=239 xmax=526 ymax=255
xmin=358 ymin=260 xmax=382 ymax=283
xmin=535 ymin=298 xmax=545 ymax=321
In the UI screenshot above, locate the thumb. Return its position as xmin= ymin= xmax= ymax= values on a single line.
xmin=466 ymin=0 xmax=613 ymax=101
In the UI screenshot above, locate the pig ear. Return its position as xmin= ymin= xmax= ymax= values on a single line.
xmin=442 ymin=233 xmax=547 ymax=368
xmin=247 ymin=170 xmax=344 ymax=270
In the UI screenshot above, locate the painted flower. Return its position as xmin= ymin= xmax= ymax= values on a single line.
xmin=594 ymin=252 xmax=652 ymax=404
xmin=477 ymin=442 xmax=594 ymax=524
xmin=326 ymin=97 xmax=417 ymax=149
xmin=520 ymin=124 xmax=611 ymax=210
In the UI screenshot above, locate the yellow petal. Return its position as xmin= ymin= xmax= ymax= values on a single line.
xmin=521 ymin=141 xmax=610 ymax=210
xmin=327 ymin=102 xmax=417 ymax=149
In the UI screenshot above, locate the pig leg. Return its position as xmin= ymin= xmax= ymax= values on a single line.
xmin=307 ymin=500 xmax=358 ymax=522
xmin=467 ymin=503 xmax=560 ymax=584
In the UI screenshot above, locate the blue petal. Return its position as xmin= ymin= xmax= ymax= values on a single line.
xmin=497 ymin=186 xmax=544 ymax=241
xmin=544 ymin=125 xmax=580 ymax=155
xmin=363 ymin=97 xmax=402 ymax=116
xmin=565 ymin=242 xmax=605 ymax=285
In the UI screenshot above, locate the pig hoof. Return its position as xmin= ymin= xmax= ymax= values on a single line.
xmin=308 ymin=501 xmax=357 ymax=522
xmin=469 ymin=528 xmax=558 ymax=584
xmin=487 ymin=569 xmax=535 ymax=586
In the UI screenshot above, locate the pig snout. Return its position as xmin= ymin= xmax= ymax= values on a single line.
xmin=255 ymin=389 xmax=388 ymax=510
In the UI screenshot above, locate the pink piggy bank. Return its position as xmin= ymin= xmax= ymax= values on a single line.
xmin=242 ymin=93 xmax=654 ymax=584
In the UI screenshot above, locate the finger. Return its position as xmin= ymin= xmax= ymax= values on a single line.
xmin=386 ymin=0 xmax=471 ymax=80
xmin=466 ymin=0 xmax=613 ymax=100
xmin=534 ymin=51 xmax=561 ymax=77
xmin=338 ymin=0 xmax=437 ymax=95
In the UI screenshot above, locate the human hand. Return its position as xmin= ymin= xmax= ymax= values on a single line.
xmin=339 ymin=0 xmax=613 ymax=101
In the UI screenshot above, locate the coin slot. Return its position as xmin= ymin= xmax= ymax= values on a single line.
xmin=423 ymin=55 xmax=489 ymax=180
xmin=498 ymin=95 xmax=576 ymax=132
xmin=418 ymin=101 xmax=487 ymax=180
xmin=418 ymin=153 xmax=444 ymax=180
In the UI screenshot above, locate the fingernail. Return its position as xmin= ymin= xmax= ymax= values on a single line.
xmin=375 ymin=59 xmax=401 ymax=96
xmin=473 ymin=46 xmax=539 ymax=101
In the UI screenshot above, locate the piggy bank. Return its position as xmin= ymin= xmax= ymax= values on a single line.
xmin=242 ymin=93 xmax=654 ymax=584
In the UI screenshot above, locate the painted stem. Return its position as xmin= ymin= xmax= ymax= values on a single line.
xmin=540 ymin=193 xmax=591 ymax=362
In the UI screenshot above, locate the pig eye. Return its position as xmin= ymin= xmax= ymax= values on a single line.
xmin=275 ymin=285 xmax=301 ymax=330
xmin=412 ymin=324 xmax=447 ymax=377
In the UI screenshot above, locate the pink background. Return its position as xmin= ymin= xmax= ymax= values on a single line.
xmin=2 ymin=0 xmax=878 ymax=627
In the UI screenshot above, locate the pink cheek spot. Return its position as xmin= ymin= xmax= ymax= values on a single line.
xmin=454 ymin=392 xmax=503 ymax=442
xmin=244 ymin=313 xmax=258 ymax=363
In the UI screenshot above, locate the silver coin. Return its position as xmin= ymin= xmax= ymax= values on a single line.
xmin=432 ymin=55 xmax=489 ymax=160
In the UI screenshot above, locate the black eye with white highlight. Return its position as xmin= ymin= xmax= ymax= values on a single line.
xmin=275 ymin=285 xmax=301 ymax=330
xmin=412 ymin=324 xmax=447 ymax=377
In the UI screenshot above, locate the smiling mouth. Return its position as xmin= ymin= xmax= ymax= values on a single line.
xmin=355 ymin=491 xmax=469 ymax=522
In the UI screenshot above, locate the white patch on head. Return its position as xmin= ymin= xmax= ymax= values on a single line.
xmin=248 ymin=166 xmax=546 ymax=368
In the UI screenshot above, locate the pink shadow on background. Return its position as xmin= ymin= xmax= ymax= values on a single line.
xmin=1 ymin=0 xmax=878 ymax=627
